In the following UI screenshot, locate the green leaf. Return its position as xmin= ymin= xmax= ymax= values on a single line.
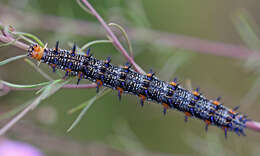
xmin=24 ymin=58 xmax=53 ymax=81
xmin=0 ymin=79 xmax=69 ymax=135
xmin=232 ymin=10 xmax=260 ymax=50
xmin=67 ymin=88 xmax=111 ymax=132
xmin=39 ymin=79 xmax=68 ymax=100
xmin=109 ymin=22 xmax=134 ymax=57
xmin=12 ymin=32 xmax=44 ymax=47
xmin=29 ymin=79 xmax=68 ymax=110
xmin=76 ymin=0 xmax=93 ymax=15
xmin=0 ymin=80 xmax=52 ymax=89
xmin=80 ymin=39 xmax=112 ymax=52
xmin=0 ymin=55 xmax=27 ymax=66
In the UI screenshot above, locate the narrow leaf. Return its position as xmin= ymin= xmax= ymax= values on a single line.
xmin=0 ymin=80 xmax=51 ymax=88
xmin=80 ymin=40 xmax=112 ymax=51
xmin=12 ymin=32 xmax=44 ymax=47
xmin=24 ymin=58 xmax=53 ymax=81
xmin=0 ymin=79 xmax=69 ymax=135
xmin=109 ymin=22 xmax=134 ymax=57
xmin=67 ymin=89 xmax=110 ymax=132
xmin=76 ymin=0 xmax=93 ymax=15
xmin=0 ymin=55 xmax=27 ymax=66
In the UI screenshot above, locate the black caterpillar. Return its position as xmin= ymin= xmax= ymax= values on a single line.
xmin=27 ymin=41 xmax=248 ymax=137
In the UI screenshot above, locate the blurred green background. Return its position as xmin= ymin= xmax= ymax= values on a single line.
xmin=0 ymin=0 xmax=260 ymax=156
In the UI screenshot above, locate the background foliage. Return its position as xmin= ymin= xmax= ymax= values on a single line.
xmin=0 ymin=0 xmax=260 ymax=156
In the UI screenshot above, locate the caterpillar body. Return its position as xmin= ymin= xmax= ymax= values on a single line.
xmin=28 ymin=42 xmax=248 ymax=137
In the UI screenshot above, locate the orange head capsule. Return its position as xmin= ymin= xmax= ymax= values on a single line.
xmin=28 ymin=44 xmax=44 ymax=61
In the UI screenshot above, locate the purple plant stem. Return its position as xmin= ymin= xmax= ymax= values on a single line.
xmin=0 ymin=98 xmax=41 ymax=135
xmin=62 ymin=83 xmax=97 ymax=88
xmin=246 ymin=121 xmax=260 ymax=132
xmin=12 ymin=83 xmax=97 ymax=90
xmin=1 ymin=83 xmax=97 ymax=93
xmin=81 ymin=0 xmax=145 ymax=74
xmin=0 ymin=34 xmax=29 ymax=50
xmin=130 ymin=28 xmax=260 ymax=59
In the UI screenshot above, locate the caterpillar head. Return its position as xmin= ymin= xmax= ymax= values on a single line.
xmin=28 ymin=44 xmax=44 ymax=61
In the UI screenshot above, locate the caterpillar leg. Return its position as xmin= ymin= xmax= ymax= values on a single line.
xmin=224 ymin=127 xmax=228 ymax=139
xmin=77 ymin=72 xmax=83 ymax=85
xmin=96 ymin=80 xmax=103 ymax=93
xmin=139 ymin=94 xmax=146 ymax=107
xmin=117 ymin=87 xmax=123 ymax=101
xmin=162 ymin=103 xmax=169 ymax=115
xmin=184 ymin=112 xmax=192 ymax=122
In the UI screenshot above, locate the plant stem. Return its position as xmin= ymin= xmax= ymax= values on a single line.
xmin=0 ymin=34 xmax=28 ymax=50
xmin=246 ymin=121 xmax=260 ymax=132
xmin=80 ymin=0 xmax=145 ymax=74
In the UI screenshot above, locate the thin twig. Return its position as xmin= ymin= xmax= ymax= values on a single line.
xmin=0 ymin=83 xmax=96 ymax=92
xmin=132 ymin=28 xmax=260 ymax=59
xmin=0 ymin=34 xmax=29 ymax=50
xmin=0 ymin=98 xmax=41 ymax=135
xmin=0 ymin=80 xmax=69 ymax=135
xmin=80 ymin=0 xmax=145 ymax=74
xmin=24 ymin=58 xmax=53 ymax=81
xmin=108 ymin=22 xmax=134 ymax=58
xmin=246 ymin=121 xmax=260 ymax=132
xmin=62 ymin=83 xmax=96 ymax=89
